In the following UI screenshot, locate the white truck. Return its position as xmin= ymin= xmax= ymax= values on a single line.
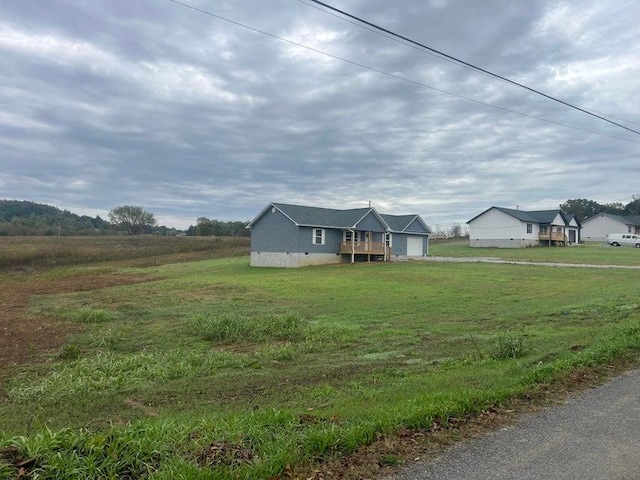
xmin=606 ymin=233 xmax=640 ymax=247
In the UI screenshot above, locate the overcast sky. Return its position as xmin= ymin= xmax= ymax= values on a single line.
xmin=1 ymin=0 xmax=639 ymax=230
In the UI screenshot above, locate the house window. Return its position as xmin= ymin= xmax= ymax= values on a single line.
xmin=343 ymin=231 xmax=361 ymax=242
xmin=526 ymin=223 xmax=532 ymax=234
xmin=540 ymin=225 xmax=548 ymax=234
xmin=313 ymin=228 xmax=325 ymax=245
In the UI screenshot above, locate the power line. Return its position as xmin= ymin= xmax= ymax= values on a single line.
xmin=305 ymin=0 xmax=640 ymax=136
xmin=166 ymin=0 xmax=639 ymax=144
xmin=300 ymin=0 xmax=640 ymax=128
xmin=295 ymin=0 xmax=482 ymax=75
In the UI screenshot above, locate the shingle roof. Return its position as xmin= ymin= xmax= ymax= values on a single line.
xmin=272 ymin=203 xmax=373 ymax=228
xmin=247 ymin=202 xmax=430 ymax=234
xmin=468 ymin=206 xmax=571 ymax=226
xmin=586 ymin=213 xmax=640 ymax=226
xmin=380 ymin=214 xmax=415 ymax=231
xmin=380 ymin=214 xmax=432 ymax=233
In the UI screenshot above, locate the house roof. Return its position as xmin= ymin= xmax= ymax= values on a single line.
xmin=565 ymin=213 xmax=582 ymax=227
xmin=271 ymin=203 xmax=374 ymax=228
xmin=582 ymin=212 xmax=640 ymax=226
xmin=247 ymin=202 xmax=431 ymax=234
xmin=380 ymin=214 xmax=432 ymax=233
xmin=467 ymin=206 xmax=574 ymax=226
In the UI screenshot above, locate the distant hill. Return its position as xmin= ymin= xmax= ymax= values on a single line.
xmin=0 ymin=200 xmax=247 ymax=237
xmin=0 ymin=200 xmax=112 ymax=236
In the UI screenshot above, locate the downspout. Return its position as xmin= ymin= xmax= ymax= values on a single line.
xmin=349 ymin=228 xmax=355 ymax=264
xmin=384 ymin=231 xmax=388 ymax=261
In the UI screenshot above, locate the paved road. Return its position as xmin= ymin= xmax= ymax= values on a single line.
xmin=387 ymin=369 xmax=640 ymax=480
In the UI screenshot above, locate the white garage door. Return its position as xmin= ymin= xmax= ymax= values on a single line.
xmin=407 ymin=236 xmax=423 ymax=256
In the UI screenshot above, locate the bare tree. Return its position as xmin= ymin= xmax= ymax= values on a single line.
xmin=108 ymin=205 xmax=156 ymax=235
xmin=448 ymin=222 xmax=462 ymax=238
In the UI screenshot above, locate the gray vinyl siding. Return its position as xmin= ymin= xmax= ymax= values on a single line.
xmin=297 ymin=227 xmax=343 ymax=254
xmin=391 ymin=234 xmax=409 ymax=256
xmin=405 ymin=218 xmax=429 ymax=234
xmin=354 ymin=211 xmax=387 ymax=232
xmin=391 ymin=234 xmax=428 ymax=256
xmin=250 ymin=209 xmax=298 ymax=252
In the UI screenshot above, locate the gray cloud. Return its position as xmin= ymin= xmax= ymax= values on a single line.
xmin=1 ymin=0 xmax=638 ymax=229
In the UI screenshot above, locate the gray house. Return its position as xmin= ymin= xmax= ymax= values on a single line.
xmin=247 ymin=202 xmax=431 ymax=267
xmin=581 ymin=213 xmax=640 ymax=242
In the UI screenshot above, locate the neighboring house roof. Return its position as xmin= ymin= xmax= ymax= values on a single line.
xmin=247 ymin=202 xmax=431 ymax=233
xmin=467 ymin=206 xmax=576 ymax=226
xmin=582 ymin=213 xmax=640 ymax=226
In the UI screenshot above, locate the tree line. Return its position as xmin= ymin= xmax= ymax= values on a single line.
xmin=560 ymin=198 xmax=640 ymax=222
xmin=0 ymin=200 xmax=249 ymax=237
xmin=0 ymin=200 xmax=113 ymax=236
xmin=186 ymin=217 xmax=249 ymax=237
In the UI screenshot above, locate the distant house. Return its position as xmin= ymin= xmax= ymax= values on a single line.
xmin=581 ymin=213 xmax=640 ymax=242
xmin=246 ymin=202 xmax=431 ymax=267
xmin=467 ymin=207 xmax=581 ymax=248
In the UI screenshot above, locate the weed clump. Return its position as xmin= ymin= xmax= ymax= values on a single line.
xmin=492 ymin=331 xmax=527 ymax=359
xmin=67 ymin=307 xmax=113 ymax=323
xmin=59 ymin=344 xmax=81 ymax=360
xmin=188 ymin=311 xmax=306 ymax=343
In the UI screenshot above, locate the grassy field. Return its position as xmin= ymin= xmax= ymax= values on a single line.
xmin=430 ymin=240 xmax=640 ymax=265
xmin=0 ymin=235 xmax=250 ymax=270
xmin=1 ymin=240 xmax=640 ymax=478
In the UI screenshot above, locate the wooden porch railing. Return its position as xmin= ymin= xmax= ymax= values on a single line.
xmin=538 ymin=232 xmax=565 ymax=241
xmin=339 ymin=241 xmax=389 ymax=256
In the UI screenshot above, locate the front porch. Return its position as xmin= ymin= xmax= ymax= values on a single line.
xmin=339 ymin=241 xmax=391 ymax=261
xmin=539 ymin=230 xmax=566 ymax=246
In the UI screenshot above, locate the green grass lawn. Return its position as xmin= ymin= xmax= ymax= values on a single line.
xmin=430 ymin=240 xmax=640 ymax=265
xmin=1 ymin=257 xmax=640 ymax=479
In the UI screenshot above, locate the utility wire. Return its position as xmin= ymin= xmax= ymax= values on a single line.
xmin=305 ymin=0 xmax=640 ymax=136
xmin=295 ymin=0 xmax=483 ymax=76
xmin=166 ymin=0 xmax=639 ymax=144
xmin=299 ymin=0 xmax=640 ymax=127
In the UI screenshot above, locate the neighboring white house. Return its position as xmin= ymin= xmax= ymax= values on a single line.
xmin=467 ymin=206 xmax=580 ymax=248
xmin=581 ymin=213 xmax=640 ymax=242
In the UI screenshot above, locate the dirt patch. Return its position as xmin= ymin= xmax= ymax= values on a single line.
xmin=196 ymin=441 xmax=256 ymax=468
xmin=0 ymin=272 xmax=154 ymax=379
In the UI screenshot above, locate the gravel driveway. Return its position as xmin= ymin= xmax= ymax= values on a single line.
xmin=418 ymin=256 xmax=640 ymax=269
xmin=386 ymin=369 xmax=640 ymax=480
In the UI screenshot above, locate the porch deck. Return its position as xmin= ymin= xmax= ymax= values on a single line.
xmin=538 ymin=232 xmax=565 ymax=241
xmin=339 ymin=241 xmax=390 ymax=256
